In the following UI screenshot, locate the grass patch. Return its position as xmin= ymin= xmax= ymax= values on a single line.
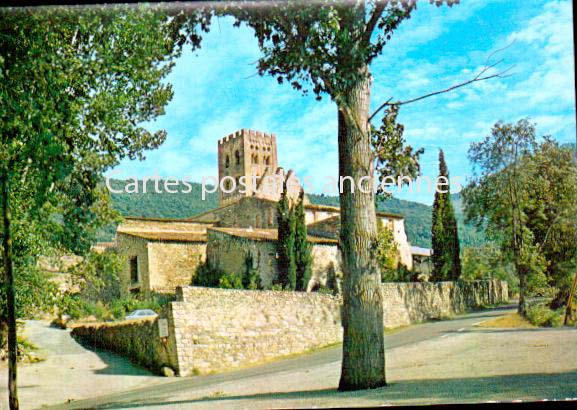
xmin=476 ymin=313 xmax=534 ymax=329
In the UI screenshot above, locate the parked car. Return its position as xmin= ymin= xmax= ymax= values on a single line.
xmin=125 ymin=309 xmax=158 ymax=320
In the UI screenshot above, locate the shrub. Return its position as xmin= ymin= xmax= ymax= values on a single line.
xmin=317 ymin=286 xmax=335 ymax=295
xmin=193 ymin=261 xmax=227 ymax=287
xmin=271 ymin=283 xmax=291 ymax=291
xmin=525 ymin=304 xmax=563 ymax=327
xmin=68 ymin=251 xmax=125 ymax=304
xmin=61 ymin=290 xmax=172 ymax=321
xmin=218 ymin=272 xmax=244 ymax=289
xmin=376 ymin=223 xmax=399 ymax=277
xmin=242 ymin=253 xmax=261 ymax=290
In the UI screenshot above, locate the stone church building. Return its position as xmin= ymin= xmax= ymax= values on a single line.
xmin=111 ymin=129 xmax=415 ymax=295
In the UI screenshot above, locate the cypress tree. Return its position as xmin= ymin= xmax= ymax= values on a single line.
xmin=294 ymin=189 xmax=312 ymax=291
xmin=431 ymin=149 xmax=462 ymax=281
xmin=287 ymin=205 xmax=297 ymax=290
xmin=275 ymin=178 xmax=296 ymax=290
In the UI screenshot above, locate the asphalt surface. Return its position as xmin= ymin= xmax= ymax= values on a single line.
xmin=45 ymin=305 xmax=518 ymax=410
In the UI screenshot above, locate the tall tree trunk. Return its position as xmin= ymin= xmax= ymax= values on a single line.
xmin=1 ymin=174 xmax=19 ymax=410
xmin=337 ymin=67 xmax=386 ymax=391
xmin=517 ymin=264 xmax=527 ymax=315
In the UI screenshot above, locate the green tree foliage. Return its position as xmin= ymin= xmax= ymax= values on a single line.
xmin=218 ymin=272 xmax=244 ymax=289
xmin=0 ymin=6 xmax=201 ymax=407
xmin=463 ymin=119 xmax=549 ymax=314
xmin=431 ymin=150 xmax=461 ymax=281
xmin=375 ymin=221 xmax=399 ymax=282
xmin=242 ymin=253 xmax=262 ymax=290
xmin=66 ymin=251 xmax=126 ymax=304
xmin=193 ymin=256 xmax=261 ymax=291
xmin=193 ymin=261 xmax=227 ymax=288
xmin=294 ymin=190 xmax=312 ymax=291
xmin=521 ymin=140 xmax=577 ymax=307
xmin=461 ymin=245 xmax=519 ymax=294
xmin=372 ymin=105 xmax=424 ymax=198
xmin=275 ymin=179 xmax=296 ymax=290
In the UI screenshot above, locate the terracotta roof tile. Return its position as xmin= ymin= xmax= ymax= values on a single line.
xmin=118 ymin=231 xmax=207 ymax=243
xmin=209 ymin=227 xmax=338 ymax=245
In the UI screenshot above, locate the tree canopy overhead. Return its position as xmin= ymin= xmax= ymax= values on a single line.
xmin=1 ymin=6 xmax=209 ymax=408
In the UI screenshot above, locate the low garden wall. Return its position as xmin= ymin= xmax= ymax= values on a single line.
xmin=71 ymin=315 xmax=178 ymax=375
xmin=381 ymin=279 xmax=509 ymax=328
xmin=171 ymin=286 xmax=342 ymax=375
xmin=71 ymin=279 xmax=508 ymax=377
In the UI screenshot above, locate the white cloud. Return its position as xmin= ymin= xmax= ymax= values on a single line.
xmin=110 ymin=0 xmax=575 ymax=205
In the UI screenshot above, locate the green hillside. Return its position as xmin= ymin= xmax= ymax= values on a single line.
xmin=308 ymin=193 xmax=484 ymax=248
xmin=103 ymin=179 xmax=485 ymax=248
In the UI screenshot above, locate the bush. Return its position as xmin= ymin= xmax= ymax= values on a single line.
xmin=194 ymin=257 xmax=262 ymax=291
xmin=218 ymin=272 xmax=244 ymax=289
xmin=525 ymin=304 xmax=563 ymax=327
xmin=193 ymin=261 xmax=227 ymax=287
xmin=317 ymin=286 xmax=335 ymax=295
xmin=60 ymin=295 xmax=113 ymax=321
xmin=61 ymin=291 xmax=173 ymax=321
xmin=242 ymin=253 xmax=261 ymax=290
xmin=461 ymin=246 xmax=519 ymax=294
xmin=68 ymin=251 xmax=125 ymax=304
xmin=271 ymin=283 xmax=291 ymax=291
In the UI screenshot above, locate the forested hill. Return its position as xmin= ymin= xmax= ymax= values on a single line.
xmin=105 ymin=179 xmax=485 ymax=248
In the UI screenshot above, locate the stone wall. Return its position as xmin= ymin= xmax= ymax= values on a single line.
xmin=206 ymin=228 xmax=342 ymax=290
xmin=115 ymin=232 xmax=150 ymax=294
xmin=74 ymin=280 xmax=507 ymax=377
xmin=381 ymin=280 xmax=508 ymax=329
xmin=170 ymin=286 xmax=342 ymax=376
xmin=206 ymin=228 xmax=278 ymax=288
xmin=193 ymin=196 xmax=278 ymax=229
xmin=148 ymin=242 xmax=206 ymax=293
xmin=310 ymin=244 xmax=342 ymax=289
xmin=71 ymin=315 xmax=178 ymax=375
xmin=115 ymin=233 xmax=205 ymax=295
xmin=170 ymin=279 xmax=507 ymax=376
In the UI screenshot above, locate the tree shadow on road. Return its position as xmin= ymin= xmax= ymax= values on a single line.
xmin=84 ymin=370 xmax=577 ymax=409
xmin=72 ymin=336 xmax=158 ymax=377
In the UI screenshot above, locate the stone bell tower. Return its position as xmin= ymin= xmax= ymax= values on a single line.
xmin=217 ymin=129 xmax=278 ymax=206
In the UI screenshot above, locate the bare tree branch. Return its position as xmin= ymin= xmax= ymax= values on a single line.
xmin=369 ymin=42 xmax=517 ymax=123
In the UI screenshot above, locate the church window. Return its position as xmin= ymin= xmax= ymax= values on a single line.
xmin=225 ymin=155 xmax=230 ymax=168
xmin=235 ymin=150 xmax=240 ymax=165
xmin=264 ymin=156 xmax=270 ymax=165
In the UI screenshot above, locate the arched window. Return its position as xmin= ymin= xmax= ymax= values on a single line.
xmin=235 ymin=150 xmax=240 ymax=165
xmin=253 ymin=155 xmax=259 ymax=164
xmin=264 ymin=156 xmax=270 ymax=165
xmin=225 ymin=155 xmax=230 ymax=168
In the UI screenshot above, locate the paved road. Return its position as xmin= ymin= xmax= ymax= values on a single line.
xmin=44 ymin=305 xmax=523 ymax=410
xmin=0 ymin=320 xmax=174 ymax=410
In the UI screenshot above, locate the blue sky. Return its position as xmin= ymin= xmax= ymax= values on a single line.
xmin=111 ymin=0 xmax=576 ymax=205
